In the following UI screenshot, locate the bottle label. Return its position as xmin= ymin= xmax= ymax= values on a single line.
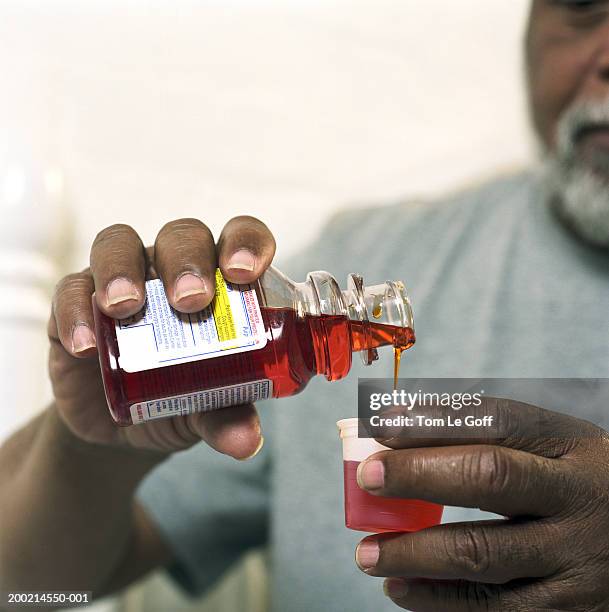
xmin=115 ymin=270 xmax=267 ymax=373
xmin=129 ymin=379 xmax=273 ymax=424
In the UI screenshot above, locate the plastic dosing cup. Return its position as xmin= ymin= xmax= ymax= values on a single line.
xmin=337 ymin=418 xmax=444 ymax=533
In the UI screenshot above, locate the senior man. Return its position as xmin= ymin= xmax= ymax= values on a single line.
xmin=3 ymin=2 xmax=609 ymax=611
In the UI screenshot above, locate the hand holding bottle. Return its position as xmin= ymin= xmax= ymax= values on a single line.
xmin=47 ymin=216 xmax=276 ymax=457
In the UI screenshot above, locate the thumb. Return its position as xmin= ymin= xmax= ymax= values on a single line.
xmin=188 ymin=403 xmax=264 ymax=460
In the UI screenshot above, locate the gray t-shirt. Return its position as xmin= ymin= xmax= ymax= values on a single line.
xmin=137 ymin=169 xmax=609 ymax=611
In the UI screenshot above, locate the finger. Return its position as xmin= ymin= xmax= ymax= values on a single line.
xmin=383 ymin=578 xmax=527 ymax=612
xmin=189 ymin=403 xmax=264 ymax=460
xmin=377 ymin=397 xmax=592 ymax=459
xmin=153 ymin=218 xmax=217 ymax=313
xmin=49 ymin=271 xmax=98 ymax=358
xmin=356 ymin=520 xmax=557 ymax=583
xmin=357 ymin=445 xmax=573 ymax=516
xmin=217 ymin=216 xmax=276 ymax=284
xmin=90 ymin=224 xmax=147 ymax=318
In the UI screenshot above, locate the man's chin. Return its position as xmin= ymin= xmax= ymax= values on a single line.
xmin=572 ymin=146 xmax=609 ymax=185
xmin=567 ymin=163 xmax=609 ymax=189
xmin=583 ymin=165 xmax=609 ymax=187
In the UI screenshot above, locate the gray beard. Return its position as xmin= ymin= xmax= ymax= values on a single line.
xmin=543 ymin=155 xmax=609 ymax=248
xmin=542 ymin=95 xmax=609 ymax=248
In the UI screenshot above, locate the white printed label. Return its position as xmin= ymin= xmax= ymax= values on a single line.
xmin=129 ymin=379 xmax=273 ymax=424
xmin=115 ymin=270 xmax=267 ymax=373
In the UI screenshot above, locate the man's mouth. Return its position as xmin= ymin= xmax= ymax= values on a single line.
xmin=572 ymin=124 xmax=609 ymax=177
xmin=574 ymin=123 xmax=609 ymax=154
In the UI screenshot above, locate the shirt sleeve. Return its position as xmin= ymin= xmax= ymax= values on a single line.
xmin=135 ymin=418 xmax=271 ymax=598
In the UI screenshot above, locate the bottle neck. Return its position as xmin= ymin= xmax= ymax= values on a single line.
xmin=294 ymin=271 xmax=352 ymax=381
xmin=257 ymin=267 xmax=415 ymax=380
xmin=291 ymin=271 xmax=415 ymax=380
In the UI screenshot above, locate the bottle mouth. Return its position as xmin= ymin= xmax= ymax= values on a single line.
xmin=382 ymin=280 xmax=415 ymax=330
xmin=346 ymin=274 xmax=415 ymax=366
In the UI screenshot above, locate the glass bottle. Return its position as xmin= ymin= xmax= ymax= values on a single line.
xmin=92 ymin=266 xmax=415 ymax=426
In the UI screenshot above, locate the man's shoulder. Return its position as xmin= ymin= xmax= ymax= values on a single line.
xmin=281 ymin=168 xmax=539 ymax=277
xmin=433 ymin=167 xmax=540 ymax=217
xmin=330 ymin=168 xmax=539 ymax=230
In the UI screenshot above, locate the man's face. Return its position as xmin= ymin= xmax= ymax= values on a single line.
xmin=528 ymin=0 xmax=609 ymax=245
xmin=528 ymin=0 xmax=609 ymax=152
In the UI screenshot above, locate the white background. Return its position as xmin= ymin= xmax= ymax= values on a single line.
xmin=1 ymin=0 xmax=533 ymax=268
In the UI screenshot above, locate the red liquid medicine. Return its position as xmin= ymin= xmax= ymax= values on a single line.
xmin=337 ymin=419 xmax=444 ymax=533
xmin=343 ymin=460 xmax=443 ymax=533
xmin=92 ymin=267 xmax=416 ymax=426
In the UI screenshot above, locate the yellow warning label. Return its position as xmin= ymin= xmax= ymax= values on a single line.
xmin=212 ymin=269 xmax=237 ymax=342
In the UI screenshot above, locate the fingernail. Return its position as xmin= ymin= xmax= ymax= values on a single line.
xmin=227 ymin=249 xmax=256 ymax=272
xmin=384 ymin=578 xmax=408 ymax=599
xmin=106 ymin=278 xmax=139 ymax=307
xmin=357 ymin=459 xmax=385 ymax=490
xmin=72 ymin=324 xmax=96 ymax=353
xmin=355 ymin=539 xmax=379 ymax=571
xmin=175 ymin=273 xmax=207 ymax=302
xmin=238 ymin=435 xmax=264 ymax=461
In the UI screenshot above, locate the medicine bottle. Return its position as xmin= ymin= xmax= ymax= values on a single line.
xmin=92 ymin=266 xmax=415 ymax=426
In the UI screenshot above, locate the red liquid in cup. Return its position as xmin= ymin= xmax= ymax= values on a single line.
xmin=343 ymin=460 xmax=443 ymax=533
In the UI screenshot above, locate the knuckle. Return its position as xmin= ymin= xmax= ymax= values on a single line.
xmin=491 ymin=397 xmax=530 ymax=444
xmin=92 ymin=223 xmax=139 ymax=249
xmin=492 ymin=397 xmax=519 ymax=437
xmin=157 ymin=218 xmax=213 ymax=241
xmin=427 ymin=580 xmax=458 ymax=608
xmin=52 ymin=273 xmax=94 ymax=343
xmin=461 ymin=582 xmax=502 ymax=611
xmin=229 ymin=214 xmax=265 ymax=227
xmin=223 ymin=216 xmax=275 ymax=250
xmin=448 ymin=524 xmax=493 ymax=578
xmin=493 ymin=396 xmax=512 ymax=415
xmin=91 ymin=225 xmax=144 ymax=277
xmin=155 ymin=219 xmax=214 ymax=262
xmin=53 ymin=272 xmax=93 ymax=306
xmin=427 ymin=580 xmax=498 ymax=612
xmin=464 ymin=447 xmax=512 ymax=500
